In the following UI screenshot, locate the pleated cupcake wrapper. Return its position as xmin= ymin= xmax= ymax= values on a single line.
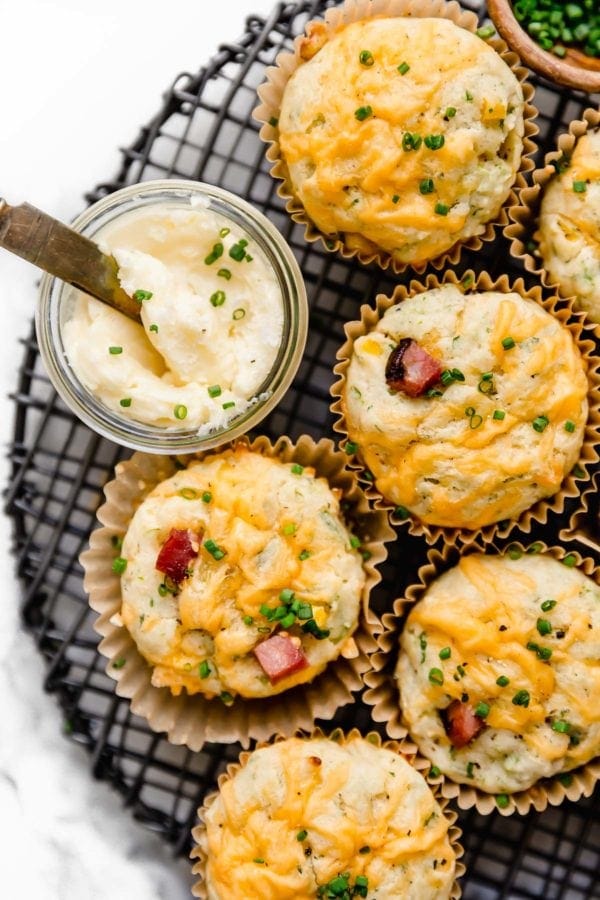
xmin=189 ymin=726 xmax=465 ymax=898
xmin=81 ymin=434 xmax=394 ymax=752
xmin=363 ymin=539 xmax=600 ymax=817
xmin=330 ymin=268 xmax=600 ymax=546
xmin=253 ymin=0 xmax=538 ymax=276
xmin=507 ymin=106 xmax=600 ymax=327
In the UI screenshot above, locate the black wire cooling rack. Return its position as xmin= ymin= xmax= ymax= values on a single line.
xmin=6 ymin=1 xmax=600 ymax=897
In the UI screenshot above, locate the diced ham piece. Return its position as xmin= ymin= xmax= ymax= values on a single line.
xmin=385 ymin=338 xmax=443 ymax=397
xmin=443 ymin=700 xmax=486 ymax=748
xmin=253 ymin=634 xmax=309 ymax=683
xmin=155 ymin=528 xmax=201 ymax=584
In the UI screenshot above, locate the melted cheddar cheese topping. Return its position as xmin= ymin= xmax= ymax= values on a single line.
xmin=279 ymin=17 xmax=524 ymax=264
xmin=199 ymin=736 xmax=456 ymax=899
xmin=342 ymin=285 xmax=588 ymax=529
xmin=397 ymin=553 xmax=600 ymax=794
xmin=538 ymin=129 xmax=600 ymax=324
xmin=120 ymin=448 xmax=366 ymax=698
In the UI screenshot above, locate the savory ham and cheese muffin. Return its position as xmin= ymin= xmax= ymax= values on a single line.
xmin=118 ymin=446 xmax=366 ymax=699
xmin=197 ymin=734 xmax=457 ymax=899
xmin=396 ymin=552 xmax=600 ymax=795
xmin=277 ymin=16 xmax=525 ymax=266
xmin=341 ymin=284 xmax=588 ymax=529
xmin=538 ymin=129 xmax=600 ymax=323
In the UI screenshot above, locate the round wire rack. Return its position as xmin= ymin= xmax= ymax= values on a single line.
xmin=6 ymin=1 xmax=600 ymax=896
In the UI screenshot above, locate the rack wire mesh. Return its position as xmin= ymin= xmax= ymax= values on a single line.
xmin=5 ymin=1 xmax=600 ymax=896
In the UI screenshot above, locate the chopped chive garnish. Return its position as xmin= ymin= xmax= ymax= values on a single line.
xmin=476 ymin=24 xmax=495 ymax=38
xmin=110 ymin=535 xmax=123 ymax=550
xmin=219 ymin=227 xmax=230 ymax=238
xmin=291 ymin=463 xmax=304 ymax=475
xmin=112 ymin=657 xmax=126 ymax=669
xmin=202 ymin=491 xmax=212 ymax=503
xmin=496 ymin=675 xmax=510 ymax=687
xmin=465 ymin=90 xmax=474 ymax=101
xmin=359 ymin=845 xmax=371 ymax=854
xmin=558 ymin=773 xmax=573 ymax=787
xmin=564 ymin=420 xmax=576 ymax=433
xmin=204 ymin=539 xmax=226 ymax=561
xmin=208 ymin=384 xmax=222 ymax=398
xmin=541 ymin=599 xmax=556 ymax=612
xmin=174 ymin=404 xmax=188 ymax=420
xmin=345 ymin=440 xmax=358 ymax=454
xmin=573 ymin=180 xmax=587 ymax=193
xmin=299 ymin=550 xmax=311 ymax=561
xmin=439 ymin=647 xmax=451 ymax=660
xmin=428 ymin=667 xmax=444 ymax=686
xmin=222 ymin=401 xmax=235 ymax=409
xmin=119 ymin=398 xmax=132 ymax=407
xmin=440 ymin=367 xmax=465 ymax=385
xmin=419 ymin=178 xmax=435 ymax=194
xmin=133 ymin=289 xmax=153 ymax=302
xmin=232 ymin=308 xmax=246 ymax=320
xmin=475 ymin=701 xmax=490 ymax=719
xmin=199 ymin=660 xmax=211 ymax=679
xmin=532 ymin=415 xmax=549 ymax=433
xmin=496 ymin=794 xmax=510 ymax=809
xmin=445 ymin=107 xmax=457 ymax=119
xmin=243 ymin=615 xmax=254 ymax=626
xmin=229 ymin=239 xmax=249 ymax=262
xmin=562 ymin=554 xmax=577 ymax=567
xmin=282 ymin=523 xmax=297 ymax=536
xmin=397 ymin=61 xmax=410 ymax=74
xmin=350 ymin=535 xmax=361 ymax=549
xmin=280 ymin=612 xmax=296 ymax=629
xmin=269 ymin=116 xmax=278 ymax=127
xmin=508 ymin=545 xmax=522 ymax=560
xmin=512 ymin=689 xmax=530 ymax=707
xmin=112 ymin=556 xmax=127 ymax=575
xmin=359 ymin=50 xmax=374 ymax=66
xmin=218 ymin=267 xmax=232 ymax=280
xmin=392 ymin=194 xmax=400 ymax=203
xmin=149 ymin=324 xmax=159 ymax=333
xmin=179 ymin=487 xmax=198 ymax=500
xmin=537 ymin=618 xmax=552 ymax=636
xmin=355 ymin=105 xmax=373 ymax=121
xmin=296 ymin=829 xmax=308 ymax=841
xmin=429 ymin=766 xmax=441 ymax=778
xmin=502 ymin=336 xmax=515 ymax=350
xmin=220 ymin=691 xmax=234 ymax=705
xmin=424 ymin=134 xmax=445 ymax=150
xmin=435 ymin=202 xmax=449 ymax=215
xmin=280 ymin=588 xmax=295 ymax=603
xmin=253 ymin=857 xmax=265 ymax=864
xmin=493 ymin=409 xmax=506 ymax=420
xmin=109 ymin=346 xmax=123 ymax=355
xmin=394 ymin=505 xmax=410 ymax=520
xmin=402 ymin=132 xmax=422 ymax=151
xmin=210 ymin=290 xmax=226 ymax=307
xmin=204 ymin=242 xmax=224 ymax=265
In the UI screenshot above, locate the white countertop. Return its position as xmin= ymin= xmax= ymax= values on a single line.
xmin=0 ymin=1 xmax=281 ymax=896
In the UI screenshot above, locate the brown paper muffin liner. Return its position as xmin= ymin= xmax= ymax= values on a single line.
xmin=507 ymin=106 xmax=600 ymax=319
xmin=363 ymin=540 xmax=600 ymax=816
xmin=253 ymin=0 xmax=538 ymax=276
xmin=189 ymin=726 xmax=465 ymax=898
xmin=80 ymin=434 xmax=394 ymax=752
xmin=330 ymin=268 xmax=600 ymax=546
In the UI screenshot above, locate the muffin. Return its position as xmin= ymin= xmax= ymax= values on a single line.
xmin=193 ymin=733 xmax=459 ymax=899
xmin=118 ymin=445 xmax=367 ymax=699
xmin=537 ymin=128 xmax=600 ymax=324
xmin=340 ymin=282 xmax=588 ymax=530
xmin=396 ymin=551 xmax=600 ymax=796
xmin=275 ymin=14 xmax=525 ymax=267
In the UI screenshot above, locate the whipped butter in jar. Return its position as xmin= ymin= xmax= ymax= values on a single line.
xmin=36 ymin=182 xmax=307 ymax=453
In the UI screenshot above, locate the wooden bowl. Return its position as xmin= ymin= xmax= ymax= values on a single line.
xmin=487 ymin=0 xmax=600 ymax=93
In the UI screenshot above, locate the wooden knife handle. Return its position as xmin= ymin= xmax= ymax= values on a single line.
xmin=0 ymin=199 xmax=141 ymax=322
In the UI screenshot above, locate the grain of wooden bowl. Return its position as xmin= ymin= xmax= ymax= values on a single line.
xmin=487 ymin=0 xmax=600 ymax=93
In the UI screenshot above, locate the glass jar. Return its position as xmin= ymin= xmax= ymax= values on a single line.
xmin=36 ymin=180 xmax=308 ymax=453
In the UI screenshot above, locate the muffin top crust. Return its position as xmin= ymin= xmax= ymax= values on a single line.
xmin=279 ymin=17 xmax=524 ymax=265
xmin=199 ymin=735 xmax=457 ymax=899
xmin=342 ymin=284 xmax=588 ymax=529
xmin=119 ymin=446 xmax=366 ymax=698
xmin=397 ymin=553 xmax=600 ymax=794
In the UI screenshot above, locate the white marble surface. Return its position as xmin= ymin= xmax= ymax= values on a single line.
xmin=0 ymin=1 xmax=279 ymax=896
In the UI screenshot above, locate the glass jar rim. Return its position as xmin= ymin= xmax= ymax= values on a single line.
xmin=35 ymin=179 xmax=308 ymax=453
